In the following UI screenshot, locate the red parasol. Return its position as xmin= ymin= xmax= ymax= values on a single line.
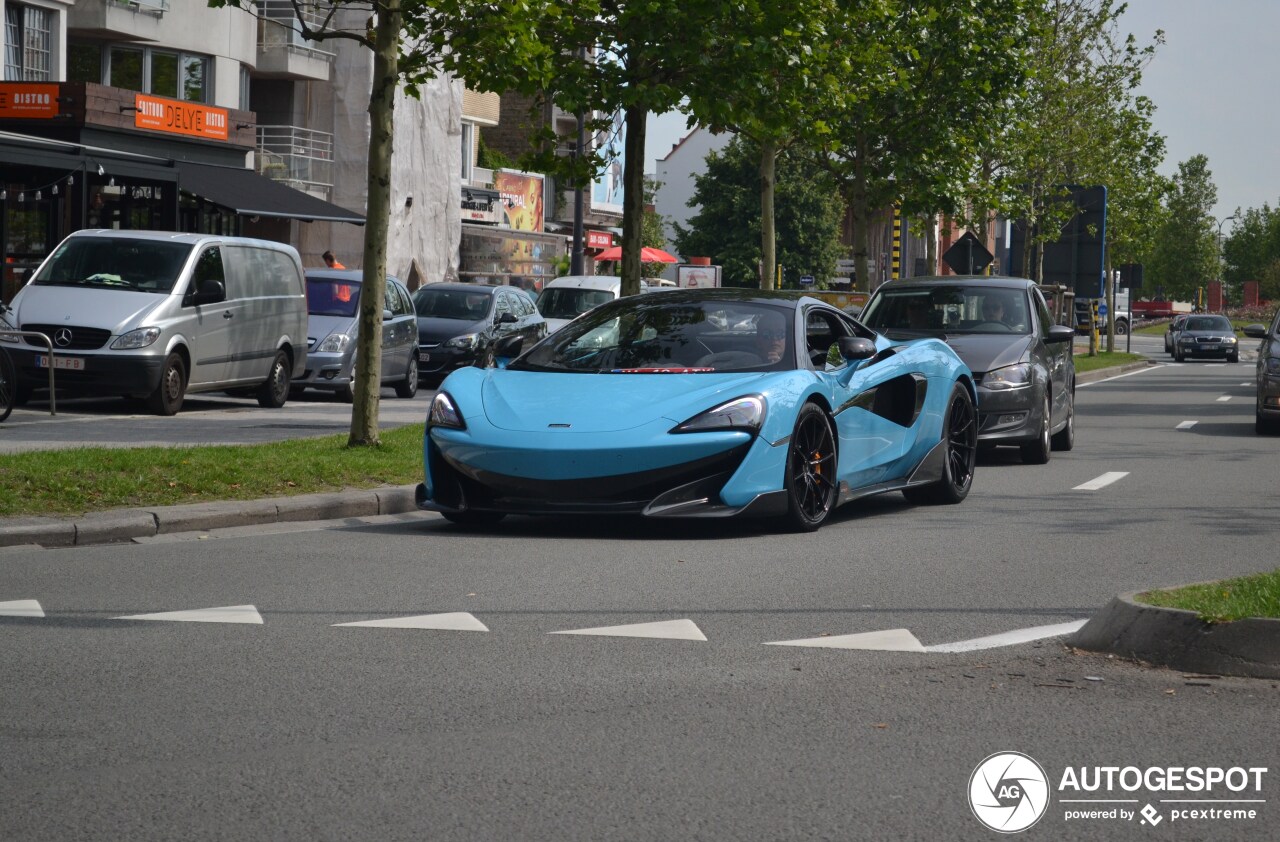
xmin=594 ymin=245 xmax=678 ymax=263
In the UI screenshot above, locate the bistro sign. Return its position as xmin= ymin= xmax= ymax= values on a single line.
xmin=0 ymin=83 xmax=59 ymax=118
xmin=134 ymin=93 xmax=228 ymax=141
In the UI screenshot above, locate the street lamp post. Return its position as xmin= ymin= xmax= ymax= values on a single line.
xmin=1217 ymin=214 xmax=1237 ymax=308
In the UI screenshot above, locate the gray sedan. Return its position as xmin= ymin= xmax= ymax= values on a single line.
xmin=292 ymin=270 xmax=419 ymax=402
xmin=860 ymin=276 xmax=1076 ymax=464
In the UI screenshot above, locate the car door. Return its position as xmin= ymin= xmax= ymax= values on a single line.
xmin=380 ymin=278 xmax=413 ymax=383
xmin=513 ymin=289 xmax=546 ymax=345
xmin=1032 ymin=286 xmax=1071 ymax=426
xmin=806 ymin=306 xmax=918 ymax=489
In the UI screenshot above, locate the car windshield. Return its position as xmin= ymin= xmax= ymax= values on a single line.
xmin=1184 ymin=316 xmax=1232 ymax=331
xmin=31 ymin=237 xmax=193 ymax=293
xmin=414 ymin=288 xmax=493 ymax=321
xmin=537 ymin=286 xmax=616 ymax=320
xmin=510 ymin=297 xmax=796 ymax=373
xmin=861 ymin=286 xmax=1032 ymax=336
xmin=305 ymin=278 xmax=361 ymax=317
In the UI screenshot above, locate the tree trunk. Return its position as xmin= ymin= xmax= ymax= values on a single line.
xmin=619 ymin=104 xmax=647 ymax=298
xmin=349 ymin=2 xmax=400 ymax=448
xmin=759 ymin=139 xmax=777 ymax=290
xmin=852 ymin=141 xmax=872 ymax=292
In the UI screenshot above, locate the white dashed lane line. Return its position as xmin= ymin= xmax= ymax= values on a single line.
xmin=0 ymin=599 xmax=44 ymax=618
xmin=1074 ymin=472 xmax=1129 ymax=491
xmin=1217 ymin=396 xmax=1232 ymax=402
xmin=1176 ymin=421 xmax=1197 ymax=430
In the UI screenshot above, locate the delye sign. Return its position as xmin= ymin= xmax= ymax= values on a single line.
xmin=133 ymin=94 xmax=228 ymax=141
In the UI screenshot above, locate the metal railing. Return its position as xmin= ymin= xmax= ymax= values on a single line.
xmin=256 ymin=125 xmax=334 ymax=200
xmin=0 ymin=330 xmax=57 ymax=416
xmin=256 ymin=0 xmax=336 ymax=61
xmin=114 ymin=0 xmax=169 ymax=12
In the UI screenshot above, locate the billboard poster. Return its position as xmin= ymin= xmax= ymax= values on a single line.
xmin=591 ymin=109 xmax=625 ymax=215
xmin=677 ymin=264 xmax=722 ymax=289
xmin=494 ymin=170 xmax=545 ymax=233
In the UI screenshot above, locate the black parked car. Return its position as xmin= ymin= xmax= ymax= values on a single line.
xmin=1172 ymin=314 xmax=1239 ymax=362
xmin=412 ymin=283 xmax=547 ymax=384
xmin=860 ymin=276 xmax=1076 ymax=464
xmin=1164 ymin=313 xmax=1189 ymax=355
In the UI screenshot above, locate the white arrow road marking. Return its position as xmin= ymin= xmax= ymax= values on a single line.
xmin=1217 ymin=396 xmax=1232 ymax=402
xmin=334 ymin=612 xmax=489 ymax=631
xmin=762 ymin=621 xmax=1086 ymax=653
xmin=1074 ymin=472 xmax=1129 ymax=491
xmin=113 ymin=605 xmax=263 ymax=624
xmin=0 ymin=599 xmax=44 ymax=618
xmin=924 ymin=620 xmax=1088 ymax=653
xmin=763 ymin=628 xmax=926 ymax=652
xmin=549 ymin=619 xmax=707 ymax=641
xmin=1176 ymin=420 xmax=1198 ymax=430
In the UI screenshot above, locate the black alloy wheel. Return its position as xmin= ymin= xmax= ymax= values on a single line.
xmin=1020 ymin=393 xmax=1052 ymax=465
xmin=782 ymin=403 xmax=838 ymax=532
xmin=904 ymin=382 xmax=977 ymax=505
xmin=0 ymin=349 xmax=15 ymax=422
xmin=257 ymin=350 xmax=292 ymax=408
xmin=147 ymin=352 xmax=187 ymax=416
xmin=1051 ymin=386 xmax=1075 ymax=451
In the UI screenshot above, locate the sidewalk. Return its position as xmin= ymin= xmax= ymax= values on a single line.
xmin=0 ymin=360 xmax=1156 ymax=550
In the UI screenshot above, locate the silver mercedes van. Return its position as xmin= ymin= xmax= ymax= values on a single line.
xmin=0 ymin=230 xmax=308 ymax=415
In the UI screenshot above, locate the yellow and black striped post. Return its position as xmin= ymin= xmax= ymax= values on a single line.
xmin=891 ymin=206 xmax=902 ymax=280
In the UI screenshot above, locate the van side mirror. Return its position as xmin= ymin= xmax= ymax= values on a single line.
xmin=192 ymin=278 xmax=225 ymax=305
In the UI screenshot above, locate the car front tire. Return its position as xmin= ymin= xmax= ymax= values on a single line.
xmin=147 ymin=352 xmax=187 ymax=416
xmin=1051 ymin=388 xmax=1075 ymax=451
xmin=782 ymin=403 xmax=838 ymax=532
xmin=1020 ymin=393 xmax=1052 ymax=464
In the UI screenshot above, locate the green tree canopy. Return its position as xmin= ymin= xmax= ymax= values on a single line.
xmin=1147 ymin=154 xmax=1220 ymax=300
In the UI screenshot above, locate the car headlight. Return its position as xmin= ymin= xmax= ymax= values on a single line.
xmin=981 ymin=363 xmax=1032 ymax=390
xmin=110 ymin=327 xmax=162 ymax=350
xmin=672 ymin=395 xmax=766 ymax=434
xmin=429 ymin=391 xmax=466 ymax=429
xmin=446 ymin=333 xmax=479 ymax=351
xmin=1266 ymin=358 xmax=1280 ymax=375
xmin=1225 ymin=336 xmax=1238 ymax=344
xmin=316 ymin=333 xmax=351 ymax=354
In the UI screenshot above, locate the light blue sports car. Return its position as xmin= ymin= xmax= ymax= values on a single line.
xmin=415 ymin=289 xmax=977 ymax=531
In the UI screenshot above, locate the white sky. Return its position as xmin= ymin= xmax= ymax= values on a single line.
xmin=645 ymin=0 xmax=1276 ymax=228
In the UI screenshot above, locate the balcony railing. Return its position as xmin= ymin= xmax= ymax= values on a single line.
xmin=256 ymin=0 xmax=336 ymax=61
xmin=256 ymin=125 xmax=334 ymax=201
xmin=112 ymin=0 xmax=169 ymax=12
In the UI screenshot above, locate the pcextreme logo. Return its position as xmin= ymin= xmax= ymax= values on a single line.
xmin=968 ymin=752 xmax=1051 ymax=833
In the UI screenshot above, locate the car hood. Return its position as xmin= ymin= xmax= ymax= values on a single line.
xmin=417 ymin=316 xmax=487 ymax=344
xmin=10 ymin=287 xmax=166 ymax=334
xmin=307 ymin=314 xmax=356 ymax=343
xmin=478 ymin=369 xmax=770 ymax=433
xmin=941 ymin=333 xmax=1033 ymax=374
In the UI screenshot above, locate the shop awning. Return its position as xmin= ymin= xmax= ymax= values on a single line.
xmin=176 ymin=161 xmax=365 ymax=225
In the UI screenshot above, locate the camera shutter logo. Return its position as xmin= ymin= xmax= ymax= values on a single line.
xmin=968 ymin=752 xmax=1051 ymax=833
xmin=54 ymin=328 xmax=73 ymax=348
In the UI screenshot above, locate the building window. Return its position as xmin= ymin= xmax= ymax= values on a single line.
xmin=461 ymin=122 xmax=474 ymax=183
xmin=80 ymin=42 xmax=213 ymax=103
xmin=4 ymin=4 xmax=52 ymax=81
xmin=239 ymin=65 xmax=250 ymax=111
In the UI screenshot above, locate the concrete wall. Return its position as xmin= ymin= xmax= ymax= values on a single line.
xmin=652 ymin=127 xmax=732 ymax=261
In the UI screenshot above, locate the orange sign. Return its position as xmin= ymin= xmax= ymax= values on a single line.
xmin=134 ymin=94 xmax=228 ymax=141
xmin=0 ymin=83 xmax=59 ymax=118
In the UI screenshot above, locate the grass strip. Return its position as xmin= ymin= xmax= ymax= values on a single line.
xmin=0 ymin=423 xmax=425 ymax=517
xmin=1138 ymin=568 xmax=1280 ymax=623
xmin=1072 ymin=351 xmax=1146 ymax=373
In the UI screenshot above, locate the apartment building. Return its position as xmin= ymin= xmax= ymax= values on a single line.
xmin=0 ymin=0 xmax=461 ymax=303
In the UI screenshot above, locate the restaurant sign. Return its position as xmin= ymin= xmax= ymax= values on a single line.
xmin=134 ymin=94 xmax=228 ymax=141
xmin=587 ymin=230 xmax=613 ymax=249
xmin=0 ymin=83 xmax=59 ymax=118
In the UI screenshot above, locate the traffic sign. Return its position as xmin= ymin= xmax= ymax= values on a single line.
xmin=941 ymin=232 xmax=994 ymax=275
xmin=799 ymin=274 xmax=815 ymax=286
xmin=1098 ymin=302 xmax=1108 ymax=317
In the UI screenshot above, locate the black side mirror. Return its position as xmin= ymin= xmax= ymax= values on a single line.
xmin=493 ymin=334 xmax=523 ymax=359
xmin=1046 ymin=325 xmax=1075 ymax=344
xmin=382 ymin=309 xmax=393 ymax=321
xmin=192 ymin=278 xmax=225 ymax=305
xmin=1243 ymin=323 xmax=1268 ymax=339
xmin=838 ymin=336 xmax=877 ymax=360
xmin=497 ymin=312 xmax=518 ymax=325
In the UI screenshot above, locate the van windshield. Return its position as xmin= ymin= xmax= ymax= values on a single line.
xmin=537 ymin=286 xmax=615 ymax=320
xmin=31 ymin=238 xmax=193 ymax=293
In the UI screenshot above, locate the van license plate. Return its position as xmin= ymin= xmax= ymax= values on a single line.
xmin=35 ymin=355 xmax=85 ymax=371
xmin=418 ymin=351 xmax=431 ymax=362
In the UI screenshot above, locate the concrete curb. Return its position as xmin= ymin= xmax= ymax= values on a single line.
xmin=1069 ymin=591 xmax=1280 ymax=679
xmin=0 ymin=484 xmax=422 ymax=549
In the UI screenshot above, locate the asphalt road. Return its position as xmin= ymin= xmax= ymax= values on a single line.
xmin=2 ymin=356 xmax=1277 ymax=840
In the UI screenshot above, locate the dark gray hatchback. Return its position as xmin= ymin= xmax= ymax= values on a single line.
xmin=860 ymin=276 xmax=1077 ymax=463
